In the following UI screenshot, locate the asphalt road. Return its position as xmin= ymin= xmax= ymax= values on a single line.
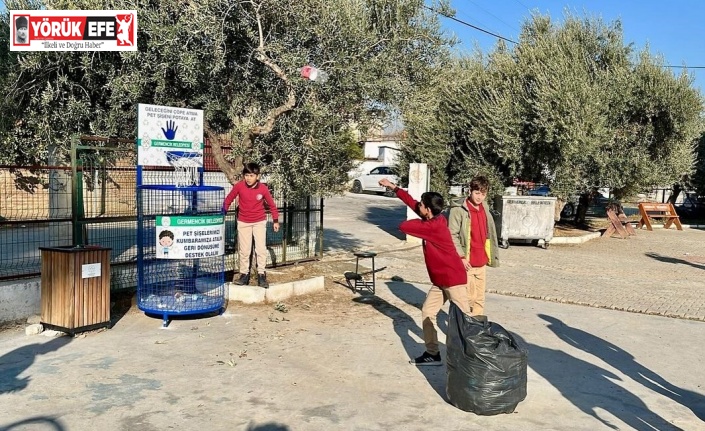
xmin=322 ymin=192 xmax=407 ymax=254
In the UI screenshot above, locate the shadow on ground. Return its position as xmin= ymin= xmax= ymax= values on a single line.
xmin=539 ymin=314 xmax=705 ymax=423
xmin=350 ymin=282 xmax=460 ymax=402
xmin=246 ymin=422 xmax=290 ymax=431
xmin=645 ymin=252 xmax=705 ymax=270
xmin=513 ymin=314 xmax=700 ymax=430
xmin=0 ymin=416 xmax=66 ymax=431
xmin=363 ymin=206 xmax=407 ymax=241
xmin=351 ymin=281 xmax=450 ymax=401
xmin=0 ymin=337 xmax=72 ymax=395
xmin=110 ymin=288 xmax=137 ymax=328
xmin=323 ymin=228 xmax=365 ymax=253
xmin=386 ymin=280 xmax=448 ymax=334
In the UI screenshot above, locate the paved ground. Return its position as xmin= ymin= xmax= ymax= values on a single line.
xmin=2 ymin=282 xmax=704 ymax=431
xmin=324 ymin=193 xmax=705 ymax=321
xmin=1 ymin=193 xmax=705 ymax=430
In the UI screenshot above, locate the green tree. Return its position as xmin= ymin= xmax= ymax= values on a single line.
xmin=689 ymin=131 xmax=705 ymax=197
xmin=0 ymin=0 xmax=452 ymax=198
xmin=400 ymin=12 xmax=704 ymax=221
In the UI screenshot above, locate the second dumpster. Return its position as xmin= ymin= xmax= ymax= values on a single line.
xmin=494 ymin=195 xmax=556 ymax=249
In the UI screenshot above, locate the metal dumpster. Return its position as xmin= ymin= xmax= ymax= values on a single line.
xmin=494 ymin=196 xmax=556 ymax=248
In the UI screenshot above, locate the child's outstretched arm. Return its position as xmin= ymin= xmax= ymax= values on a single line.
xmin=378 ymin=178 xmax=420 ymax=216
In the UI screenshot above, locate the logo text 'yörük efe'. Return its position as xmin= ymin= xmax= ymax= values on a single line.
xmin=10 ymin=10 xmax=138 ymax=52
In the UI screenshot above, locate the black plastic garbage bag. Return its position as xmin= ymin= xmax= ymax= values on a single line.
xmin=446 ymin=302 xmax=528 ymax=415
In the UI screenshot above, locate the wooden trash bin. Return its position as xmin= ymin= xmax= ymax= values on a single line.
xmin=39 ymin=246 xmax=112 ymax=335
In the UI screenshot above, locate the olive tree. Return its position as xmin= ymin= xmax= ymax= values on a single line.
xmin=0 ymin=0 xmax=452 ymax=198
xmin=400 ymin=12 xmax=704 ymax=221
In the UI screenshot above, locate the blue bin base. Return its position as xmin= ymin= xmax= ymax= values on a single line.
xmin=138 ymin=278 xmax=225 ymax=327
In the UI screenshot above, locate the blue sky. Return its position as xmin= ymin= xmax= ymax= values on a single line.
xmin=3 ymin=0 xmax=701 ymax=92
xmin=438 ymin=0 xmax=704 ymax=92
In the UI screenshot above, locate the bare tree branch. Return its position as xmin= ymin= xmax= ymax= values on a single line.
xmin=205 ymin=126 xmax=240 ymax=184
xmin=239 ymin=6 xmax=296 ymax=148
xmin=208 ymin=0 xmax=296 ymax=182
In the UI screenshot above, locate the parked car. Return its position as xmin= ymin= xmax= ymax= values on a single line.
xmin=351 ymin=166 xmax=399 ymax=196
xmin=527 ymin=185 xmax=550 ymax=197
xmin=675 ymin=194 xmax=705 ymax=219
xmin=524 ymin=185 xmax=575 ymax=217
xmin=559 ymin=192 xmax=618 ymax=217
xmin=525 ymin=185 xmax=612 ymax=218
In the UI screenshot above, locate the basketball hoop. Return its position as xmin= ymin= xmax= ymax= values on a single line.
xmin=166 ymin=151 xmax=202 ymax=187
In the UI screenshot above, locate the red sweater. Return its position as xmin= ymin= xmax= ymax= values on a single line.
xmin=395 ymin=188 xmax=467 ymax=288
xmin=222 ymin=181 xmax=279 ymax=223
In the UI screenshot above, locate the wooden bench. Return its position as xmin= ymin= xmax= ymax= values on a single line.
xmin=603 ymin=207 xmax=636 ymax=239
xmin=637 ymin=202 xmax=682 ymax=231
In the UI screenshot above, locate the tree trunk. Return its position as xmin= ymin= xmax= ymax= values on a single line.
xmin=205 ymin=127 xmax=240 ymax=185
xmin=574 ymin=191 xmax=592 ymax=226
xmin=667 ymin=183 xmax=682 ymax=205
xmin=554 ymin=198 xmax=565 ymax=222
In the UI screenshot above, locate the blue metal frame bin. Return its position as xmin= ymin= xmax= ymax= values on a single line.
xmin=137 ymin=184 xmax=226 ymax=326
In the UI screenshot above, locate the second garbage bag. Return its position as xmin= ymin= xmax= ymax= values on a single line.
xmin=446 ymin=302 xmax=528 ymax=415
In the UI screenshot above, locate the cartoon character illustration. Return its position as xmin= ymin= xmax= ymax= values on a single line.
xmin=159 ymin=230 xmax=174 ymax=257
xmin=116 ymin=13 xmax=133 ymax=46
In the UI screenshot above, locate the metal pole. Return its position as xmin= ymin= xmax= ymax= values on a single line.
xmin=71 ymin=139 xmax=85 ymax=246
xmin=281 ymin=196 xmax=287 ymax=264
xmin=100 ymin=156 xmax=107 ymax=216
xmin=318 ymin=198 xmax=324 ymax=258
xmin=305 ymin=196 xmax=311 ymax=256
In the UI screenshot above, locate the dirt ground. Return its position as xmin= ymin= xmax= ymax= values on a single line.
xmin=552 ymin=222 xmax=599 ymax=237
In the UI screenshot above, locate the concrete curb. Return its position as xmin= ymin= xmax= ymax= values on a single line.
xmin=227 ymin=276 xmax=325 ymax=304
xmin=548 ymin=222 xmax=705 ymax=246
xmin=641 ymin=223 xmax=704 ymax=229
xmin=0 ymin=279 xmax=40 ymax=323
xmin=550 ymin=231 xmax=601 ymax=245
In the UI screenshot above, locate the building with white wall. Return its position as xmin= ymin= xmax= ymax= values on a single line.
xmin=348 ymin=132 xmax=403 ymax=182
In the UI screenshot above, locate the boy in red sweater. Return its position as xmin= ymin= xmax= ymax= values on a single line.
xmin=223 ymin=163 xmax=280 ymax=288
xmin=379 ymin=178 xmax=470 ymax=366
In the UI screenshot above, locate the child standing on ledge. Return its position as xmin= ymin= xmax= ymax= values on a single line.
xmin=223 ymin=163 xmax=280 ymax=288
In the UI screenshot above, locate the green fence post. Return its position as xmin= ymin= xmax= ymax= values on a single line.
xmin=281 ymin=198 xmax=287 ymax=264
xmin=318 ymin=198 xmax=324 ymax=258
xmin=305 ymin=196 xmax=311 ymax=256
xmin=71 ymin=140 xmax=85 ymax=246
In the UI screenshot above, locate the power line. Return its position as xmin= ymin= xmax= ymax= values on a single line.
xmin=425 ymin=5 xmax=705 ymax=70
xmin=451 ymin=3 xmax=505 ymax=41
xmin=467 ymin=0 xmax=520 ymax=33
xmin=665 ymin=65 xmax=705 ymax=69
xmin=422 ymin=5 xmax=518 ymax=44
xmin=511 ymin=0 xmax=532 ymax=11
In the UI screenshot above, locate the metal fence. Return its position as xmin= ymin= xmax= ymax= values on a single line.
xmin=0 ymin=136 xmax=324 ymax=289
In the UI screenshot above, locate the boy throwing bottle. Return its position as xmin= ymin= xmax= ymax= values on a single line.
xmin=379 ymin=178 xmax=471 ymax=366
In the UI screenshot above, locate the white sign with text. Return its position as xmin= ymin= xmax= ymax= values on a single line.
xmin=156 ymin=215 xmax=224 ymax=260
